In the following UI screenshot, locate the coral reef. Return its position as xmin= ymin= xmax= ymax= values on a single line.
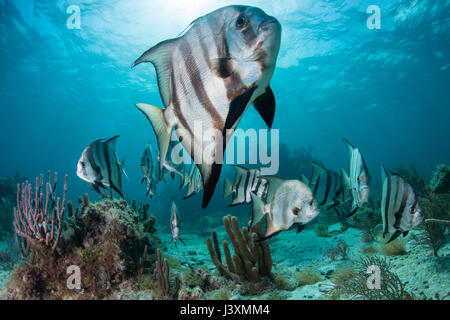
xmin=13 ymin=172 xmax=67 ymax=259
xmin=206 ymin=215 xmax=272 ymax=283
xmin=327 ymin=256 xmax=413 ymax=300
xmin=2 ymin=186 xmax=165 ymax=299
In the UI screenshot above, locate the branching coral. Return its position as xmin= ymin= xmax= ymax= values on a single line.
xmin=13 ymin=172 xmax=67 ymax=261
xmin=419 ymin=193 xmax=450 ymax=256
xmin=2 ymin=194 xmax=161 ymax=300
xmin=429 ymin=164 xmax=450 ymax=194
xmin=328 ymin=256 xmax=412 ymax=300
xmin=206 ymin=215 xmax=272 ymax=283
xmin=153 ymin=248 xmax=180 ymax=298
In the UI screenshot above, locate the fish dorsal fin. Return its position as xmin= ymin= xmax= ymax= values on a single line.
xmin=309 ymin=161 xmax=326 ymax=173
xmin=342 ymin=137 xmax=355 ymax=151
xmin=381 ymin=163 xmax=389 ymax=183
xmin=340 ymin=168 xmax=350 ymax=189
xmin=261 ymin=175 xmax=284 ymax=203
xmin=232 ymin=165 xmax=248 ymax=177
xmin=253 ymin=86 xmax=276 ymax=129
xmin=105 ymin=135 xmax=120 ymax=150
xmin=132 ymin=38 xmax=178 ymax=107
xmin=300 ymin=173 xmax=309 ymax=185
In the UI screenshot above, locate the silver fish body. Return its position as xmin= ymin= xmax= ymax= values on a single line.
xmin=134 ymin=5 xmax=281 ymax=208
xmin=342 ymin=138 xmax=371 ymax=216
xmin=141 ymin=143 xmax=157 ymax=198
xmin=381 ymin=165 xmax=424 ymax=243
xmin=77 ymin=135 xmax=126 ymax=197
xmin=170 ymin=201 xmax=183 ymax=247
xmin=250 ymin=177 xmax=319 ymax=240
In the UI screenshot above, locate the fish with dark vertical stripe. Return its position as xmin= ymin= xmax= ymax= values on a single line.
xmin=380 ymin=164 xmax=424 ymax=243
xmin=77 ymin=135 xmax=127 ymax=197
xmin=223 ymin=165 xmax=268 ymax=206
xmin=302 ymin=162 xmax=348 ymax=210
xmin=132 ymin=6 xmax=281 ymax=208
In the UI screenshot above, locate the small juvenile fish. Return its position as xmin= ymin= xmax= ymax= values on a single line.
xmin=162 ymin=140 xmax=186 ymax=188
xmin=183 ymin=164 xmax=203 ymax=199
xmin=223 ymin=165 xmax=268 ymax=206
xmin=133 ymin=5 xmax=281 ymax=208
xmin=250 ymin=177 xmax=319 ymax=240
xmin=77 ymin=135 xmax=127 ymax=197
xmin=170 ymin=201 xmax=185 ymax=248
xmin=342 ymin=138 xmax=371 ymax=216
xmin=381 ymin=164 xmax=424 ymax=243
xmin=140 ymin=143 xmax=157 ymax=198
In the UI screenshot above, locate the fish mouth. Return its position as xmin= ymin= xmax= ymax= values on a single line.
xmin=259 ymin=18 xmax=280 ymax=32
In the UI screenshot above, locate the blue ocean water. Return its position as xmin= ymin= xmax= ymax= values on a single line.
xmin=0 ymin=0 xmax=449 ymax=224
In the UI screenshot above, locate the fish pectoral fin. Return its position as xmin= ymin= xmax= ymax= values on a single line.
xmin=249 ymin=192 xmax=267 ymax=228
xmin=200 ymin=162 xmax=222 ymax=208
xmin=402 ymin=231 xmax=409 ymax=237
xmin=211 ymin=58 xmax=235 ymax=78
xmin=225 ymin=85 xmax=257 ymax=131
xmin=132 ymin=38 xmax=177 ymax=107
xmin=253 ymin=86 xmax=276 ymax=129
xmin=136 ymin=103 xmax=172 ymax=173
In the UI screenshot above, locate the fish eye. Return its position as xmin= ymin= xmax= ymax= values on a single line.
xmin=410 ymin=207 xmax=416 ymax=214
xmin=291 ymin=207 xmax=300 ymax=216
xmin=235 ymin=14 xmax=249 ymax=29
xmin=309 ymin=200 xmax=314 ymax=207
xmin=80 ymin=161 xmax=86 ymax=168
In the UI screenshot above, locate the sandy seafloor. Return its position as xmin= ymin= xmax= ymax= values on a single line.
xmin=0 ymin=223 xmax=448 ymax=300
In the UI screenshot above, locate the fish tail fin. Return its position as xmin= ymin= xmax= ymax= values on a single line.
xmin=223 ymin=178 xmax=233 ymax=199
xmin=250 ymin=192 xmax=267 ymax=228
xmin=136 ymin=103 xmax=172 ymax=172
